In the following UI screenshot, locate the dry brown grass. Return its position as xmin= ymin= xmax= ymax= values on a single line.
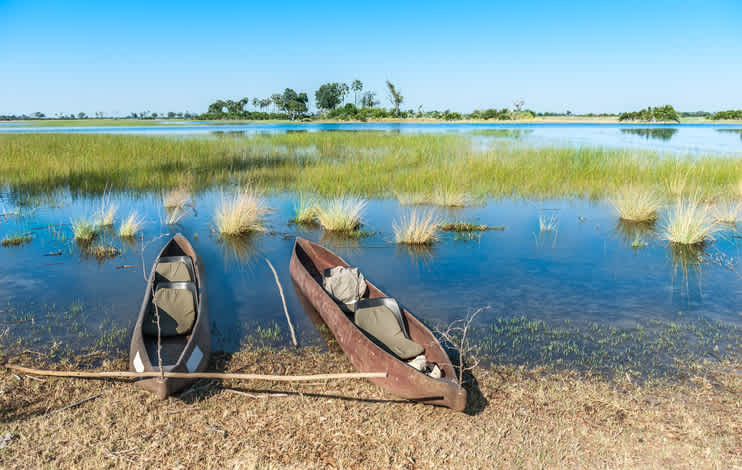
xmin=1 ymin=348 xmax=740 ymax=469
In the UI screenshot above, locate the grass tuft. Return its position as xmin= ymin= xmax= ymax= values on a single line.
xmin=395 ymin=192 xmax=431 ymax=206
xmin=1 ymin=233 xmax=32 ymax=247
xmin=119 ymin=211 xmax=145 ymax=238
xmin=393 ymin=209 xmax=440 ymax=245
xmin=431 ymin=187 xmax=473 ymax=207
xmin=611 ymin=186 xmax=662 ymax=222
xmin=539 ymin=214 xmax=559 ymax=232
xmin=214 ymin=187 xmax=267 ymax=236
xmin=293 ymin=194 xmax=319 ymax=225
xmin=660 ymin=198 xmax=718 ymax=245
xmin=71 ymin=218 xmax=97 ymax=242
xmin=94 ymin=197 xmax=118 ymax=226
xmin=316 ymin=196 xmax=366 ymax=232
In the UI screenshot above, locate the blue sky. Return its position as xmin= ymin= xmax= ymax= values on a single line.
xmin=1 ymin=1 xmax=740 ymax=115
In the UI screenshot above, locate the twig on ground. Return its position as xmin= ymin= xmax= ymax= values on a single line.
xmin=51 ymin=392 xmax=105 ymax=414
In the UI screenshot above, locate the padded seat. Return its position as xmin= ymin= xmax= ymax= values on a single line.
xmin=155 ymin=256 xmax=194 ymax=283
xmin=143 ymin=282 xmax=197 ymax=337
xmin=354 ymin=298 xmax=424 ymax=360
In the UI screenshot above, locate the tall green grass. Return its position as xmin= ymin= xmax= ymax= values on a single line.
xmin=316 ymin=196 xmax=366 ymax=232
xmin=214 ymin=188 xmax=267 ymax=236
xmin=1 ymin=133 xmax=741 ymax=199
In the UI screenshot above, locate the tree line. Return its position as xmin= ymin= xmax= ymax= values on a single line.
xmin=618 ymin=105 xmax=680 ymax=123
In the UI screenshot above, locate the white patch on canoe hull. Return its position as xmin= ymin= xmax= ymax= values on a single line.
xmin=133 ymin=351 xmax=144 ymax=373
xmin=186 ymin=345 xmax=203 ymax=373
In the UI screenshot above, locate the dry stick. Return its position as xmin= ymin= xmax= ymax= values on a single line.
xmin=264 ymin=257 xmax=298 ymax=347
xmin=51 ymin=392 xmax=105 ymax=414
xmin=5 ymin=364 xmax=385 ymax=381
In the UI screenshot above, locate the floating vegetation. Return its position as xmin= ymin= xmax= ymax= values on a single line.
xmin=87 ymin=244 xmax=121 ymax=260
xmin=293 ymin=194 xmax=319 ymax=225
xmin=214 ymin=187 xmax=267 ymax=236
xmin=439 ymin=222 xmax=502 ymax=232
xmin=538 ymin=214 xmax=559 ymax=232
xmin=611 ymin=186 xmax=662 ymax=222
xmin=1 ymin=233 xmax=32 ymax=247
xmin=119 ymin=211 xmax=145 ymax=238
xmin=393 ymin=209 xmax=440 ymax=245
xmin=661 ymin=199 xmax=717 ymax=245
xmin=71 ymin=218 xmax=97 ymax=242
xmin=162 ymin=188 xmax=191 ymax=210
xmin=316 ymin=196 xmax=366 ymax=233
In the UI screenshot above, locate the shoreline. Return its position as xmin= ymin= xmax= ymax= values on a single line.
xmin=3 ymin=116 xmax=742 ymax=127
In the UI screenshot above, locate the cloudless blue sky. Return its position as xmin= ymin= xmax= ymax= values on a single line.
xmin=1 ymin=1 xmax=740 ymax=115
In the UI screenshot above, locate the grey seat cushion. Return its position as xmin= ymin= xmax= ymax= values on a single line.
xmin=155 ymin=261 xmax=193 ymax=283
xmin=143 ymin=287 xmax=196 ymax=336
xmin=354 ymin=305 xmax=424 ymax=360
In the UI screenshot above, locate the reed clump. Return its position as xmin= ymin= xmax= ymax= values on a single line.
xmin=1 ymin=233 xmax=32 ymax=247
xmin=119 ymin=211 xmax=145 ymax=238
xmin=316 ymin=196 xmax=366 ymax=232
xmin=94 ymin=196 xmax=118 ymax=227
xmin=611 ymin=186 xmax=662 ymax=222
xmin=539 ymin=214 xmax=559 ymax=232
xmin=214 ymin=188 xmax=267 ymax=236
xmin=71 ymin=218 xmax=97 ymax=242
xmin=393 ymin=209 xmax=440 ymax=245
xmin=293 ymin=194 xmax=319 ymax=225
xmin=660 ymin=199 xmax=718 ymax=245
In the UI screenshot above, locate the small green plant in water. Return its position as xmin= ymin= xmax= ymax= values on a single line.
xmin=393 ymin=209 xmax=440 ymax=245
xmin=316 ymin=196 xmax=366 ymax=232
xmin=1 ymin=233 xmax=32 ymax=247
xmin=439 ymin=222 xmax=494 ymax=232
xmin=293 ymin=194 xmax=319 ymax=225
xmin=71 ymin=218 xmax=97 ymax=242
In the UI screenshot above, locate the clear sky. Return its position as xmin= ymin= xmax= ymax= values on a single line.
xmin=1 ymin=0 xmax=740 ymax=116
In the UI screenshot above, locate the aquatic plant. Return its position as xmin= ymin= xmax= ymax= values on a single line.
xmin=431 ymin=187 xmax=473 ymax=207
xmin=539 ymin=214 xmax=559 ymax=232
xmin=162 ymin=188 xmax=191 ymax=209
xmin=1 ymin=233 xmax=32 ymax=247
xmin=393 ymin=209 xmax=440 ymax=245
xmin=94 ymin=195 xmax=118 ymax=226
xmin=660 ymin=199 xmax=718 ymax=245
xmin=293 ymin=194 xmax=319 ymax=225
xmin=316 ymin=196 xmax=366 ymax=232
xmin=71 ymin=218 xmax=97 ymax=242
xmin=611 ymin=186 xmax=662 ymax=222
xmin=439 ymin=222 xmax=495 ymax=232
xmin=214 ymin=187 xmax=267 ymax=236
xmin=395 ymin=192 xmax=431 ymax=206
xmin=88 ymin=244 xmax=121 ymax=260
xmin=164 ymin=208 xmax=187 ymax=225
xmin=119 ymin=211 xmax=145 ymax=238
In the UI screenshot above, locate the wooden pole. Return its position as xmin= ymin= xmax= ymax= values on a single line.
xmin=4 ymin=364 xmax=386 ymax=382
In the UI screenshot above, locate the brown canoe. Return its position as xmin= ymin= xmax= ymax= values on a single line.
xmin=129 ymin=234 xmax=210 ymax=399
xmin=289 ymin=237 xmax=467 ymax=411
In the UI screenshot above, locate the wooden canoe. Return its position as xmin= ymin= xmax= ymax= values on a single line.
xmin=289 ymin=237 xmax=467 ymax=411
xmin=129 ymin=234 xmax=210 ymax=399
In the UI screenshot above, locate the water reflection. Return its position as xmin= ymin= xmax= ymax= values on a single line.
xmin=621 ymin=128 xmax=678 ymax=141
xmin=614 ymin=220 xmax=656 ymax=249
xmin=717 ymin=128 xmax=742 ymax=141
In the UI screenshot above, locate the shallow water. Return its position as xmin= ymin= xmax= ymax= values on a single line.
xmin=1 ymin=122 xmax=741 ymax=155
xmin=1 ymin=189 xmax=741 ymax=375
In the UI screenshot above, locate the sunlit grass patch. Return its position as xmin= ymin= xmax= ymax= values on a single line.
xmin=712 ymin=201 xmax=742 ymax=224
xmin=1 ymin=233 xmax=32 ymax=247
xmin=611 ymin=186 xmax=662 ymax=222
xmin=395 ymin=192 xmax=431 ymax=206
xmin=660 ymin=198 xmax=718 ymax=245
xmin=71 ymin=218 xmax=97 ymax=242
xmin=162 ymin=188 xmax=191 ymax=209
xmin=119 ymin=211 xmax=145 ymax=238
xmin=293 ymin=194 xmax=319 ymax=225
xmin=393 ymin=209 xmax=440 ymax=245
xmin=214 ymin=187 xmax=267 ymax=236
xmin=430 ymin=187 xmax=473 ymax=207
xmin=94 ymin=197 xmax=118 ymax=227
xmin=316 ymin=196 xmax=366 ymax=232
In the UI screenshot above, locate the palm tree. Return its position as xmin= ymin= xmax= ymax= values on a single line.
xmin=386 ymin=81 xmax=403 ymax=117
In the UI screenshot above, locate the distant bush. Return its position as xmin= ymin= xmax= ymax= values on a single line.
xmin=618 ymin=105 xmax=680 ymax=123
xmin=709 ymin=110 xmax=742 ymax=120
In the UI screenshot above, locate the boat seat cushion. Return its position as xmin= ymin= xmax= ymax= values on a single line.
xmin=354 ymin=305 xmax=424 ymax=360
xmin=143 ymin=287 xmax=196 ymax=337
xmin=155 ymin=261 xmax=192 ymax=283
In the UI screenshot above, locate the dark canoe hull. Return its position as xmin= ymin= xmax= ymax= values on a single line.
xmin=129 ymin=233 xmax=210 ymax=399
xmin=289 ymin=237 xmax=467 ymax=411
